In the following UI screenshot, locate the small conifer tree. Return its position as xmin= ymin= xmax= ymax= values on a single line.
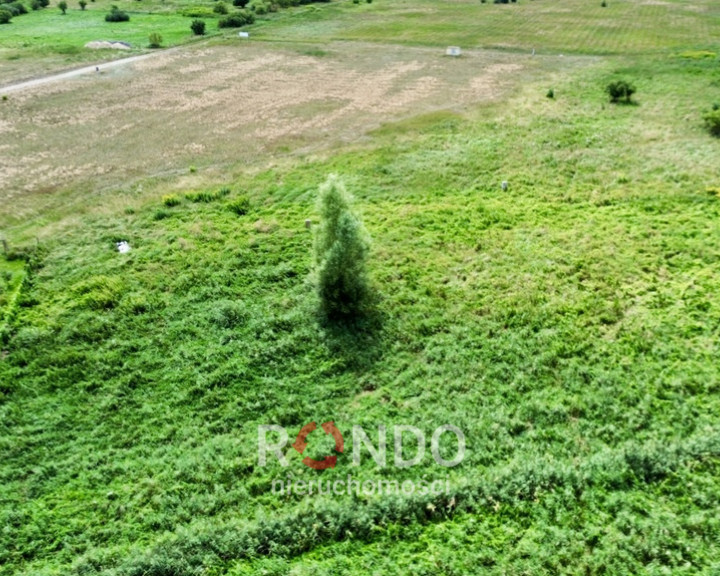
xmin=313 ymin=175 xmax=370 ymax=319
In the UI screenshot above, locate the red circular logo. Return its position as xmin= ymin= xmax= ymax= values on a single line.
xmin=292 ymin=421 xmax=344 ymax=470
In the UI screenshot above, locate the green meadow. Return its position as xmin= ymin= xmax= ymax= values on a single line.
xmin=1 ymin=0 xmax=720 ymax=575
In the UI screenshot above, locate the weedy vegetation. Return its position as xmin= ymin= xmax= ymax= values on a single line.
xmin=1 ymin=0 xmax=720 ymax=575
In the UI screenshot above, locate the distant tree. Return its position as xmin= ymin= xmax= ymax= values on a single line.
xmin=58 ymin=0 xmax=67 ymax=12
xmin=313 ymin=175 xmax=371 ymax=319
xmin=190 ymin=18 xmax=205 ymax=34
xmin=79 ymin=0 xmax=86 ymax=9
xmin=105 ymin=4 xmax=129 ymax=20
xmin=605 ymin=79 xmax=636 ymax=104
xmin=0 ymin=7 xmax=11 ymax=22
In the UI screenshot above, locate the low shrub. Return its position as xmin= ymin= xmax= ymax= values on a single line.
xmin=247 ymin=0 xmax=267 ymax=13
xmin=79 ymin=0 xmax=86 ymax=8
xmin=546 ymin=88 xmax=554 ymax=99
xmin=105 ymin=5 xmax=129 ymax=21
xmin=605 ymin=79 xmax=636 ymax=103
xmin=212 ymin=1 xmax=227 ymax=13
xmin=190 ymin=18 xmax=205 ymax=34
xmin=148 ymin=32 xmax=162 ymax=48
xmin=0 ymin=7 xmax=11 ymax=21
xmin=58 ymin=0 xmax=66 ymax=13
xmin=232 ymin=0 xmax=249 ymax=5
xmin=703 ymin=109 xmax=720 ymax=137
xmin=218 ymin=10 xmax=254 ymax=26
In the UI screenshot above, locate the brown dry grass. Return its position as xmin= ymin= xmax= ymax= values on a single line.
xmin=0 ymin=40 xmax=561 ymax=236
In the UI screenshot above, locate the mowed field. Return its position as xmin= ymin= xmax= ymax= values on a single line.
xmin=2 ymin=0 xmax=720 ymax=575
xmin=0 ymin=40 xmax=548 ymax=236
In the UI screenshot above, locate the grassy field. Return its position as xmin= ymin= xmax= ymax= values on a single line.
xmin=0 ymin=0 xmax=215 ymax=83
xmin=249 ymin=0 xmax=720 ymax=54
xmin=2 ymin=0 xmax=720 ymax=575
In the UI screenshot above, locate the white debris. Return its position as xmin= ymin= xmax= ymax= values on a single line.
xmin=85 ymin=41 xmax=132 ymax=50
xmin=116 ymin=241 xmax=131 ymax=254
xmin=501 ymin=181 xmax=508 ymax=191
xmin=238 ymin=32 xmax=249 ymax=38
xmin=445 ymin=46 xmax=461 ymax=57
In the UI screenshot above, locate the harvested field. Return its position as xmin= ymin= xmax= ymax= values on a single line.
xmin=0 ymin=41 xmax=555 ymax=231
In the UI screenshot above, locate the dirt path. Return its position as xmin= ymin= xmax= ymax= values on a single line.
xmin=0 ymin=50 xmax=174 ymax=94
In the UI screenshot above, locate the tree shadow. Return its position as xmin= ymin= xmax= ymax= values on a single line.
xmin=318 ymin=294 xmax=386 ymax=372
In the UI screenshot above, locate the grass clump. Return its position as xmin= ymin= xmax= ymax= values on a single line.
xmin=313 ymin=175 xmax=371 ymax=320
xmin=162 ymin=194 xmax=181 ymax=207
xmin=186 ymin=188 xmax=230 ymax=203
xmin=227 ymin=195 xmax=250 ymax=215
xmin=71 ymin=275 xmax=123 ymax=310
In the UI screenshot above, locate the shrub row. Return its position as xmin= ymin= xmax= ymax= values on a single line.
xmin=217 ymin=10 xmax=254 ymax=27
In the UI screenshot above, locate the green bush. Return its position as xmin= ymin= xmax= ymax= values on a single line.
xmin=232 ymin=0 xmax=249 ymax=6
xmin=546 ymin=88 xmax=554 ymax=99
xmin=703 ymin=109 xmax=720 ymax=137
xmin=190 ymin=18 xmax=205 ymax=34
xmin=30 ymin=0 xmax=40 ymax=9
xmin=4 ymin=2 xmax=27 ymax=15
xmin=218 ymin=10 xmax=254 ymax=26
xmin=57 ymin=0 xmax=66 ymax=13
xmin=0 ymin=7 xmax=11 ymax=21
xmin=105 ymin=5 xmax=129 ymax=21
xmin=79 ymin=0 xmax=86 ymax=8
xmin=605 ymin=79 xmax=636 ymax=103
xmin=248 ymin=0 xmax=267 ymax=13
xmin=313 ymin=175 xmax=371 ymax=319
xmin=212 ymin=1 xmax=227 ymax=13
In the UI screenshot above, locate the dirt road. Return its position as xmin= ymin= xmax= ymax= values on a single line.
xmin=0 ymin=50 xmax=171 ymax=94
